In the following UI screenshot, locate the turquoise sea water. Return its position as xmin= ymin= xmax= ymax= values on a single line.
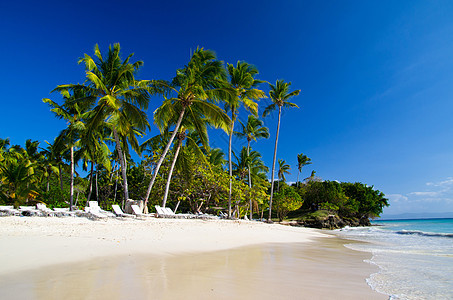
xmin=335 ymin=218 xmax=453 ymax=300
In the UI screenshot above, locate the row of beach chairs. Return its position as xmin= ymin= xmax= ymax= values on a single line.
xmin=154 ymin=205 xmax=218 ymax=219
xmin=0 ymin=202 xmax=220 ymax=220
xmin=0 ymin=202 xmax=145 ymax=220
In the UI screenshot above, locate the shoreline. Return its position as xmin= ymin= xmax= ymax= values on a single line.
xmin=0 ymin=216 xmax=387 ymax=299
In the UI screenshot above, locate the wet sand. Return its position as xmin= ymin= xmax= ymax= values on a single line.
xmin=0 ymin=217 xmax=387 ymax=299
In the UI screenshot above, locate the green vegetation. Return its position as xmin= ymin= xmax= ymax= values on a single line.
xmin=0 ymin=43 xmax=389 ymax=226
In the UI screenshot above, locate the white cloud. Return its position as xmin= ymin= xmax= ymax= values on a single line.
xmin=387 ymin=194 xmax=408 ymax=203
xmin=426 ymin=177 xmax=453 ymax=187
xmin=408 ymin=191 xmax=440 ymax=197
xmin=384 ymin=178 xmax=453 ymax=215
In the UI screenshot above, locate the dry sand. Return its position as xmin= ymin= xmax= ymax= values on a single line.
xmin=0 ymin=216 xmax=387 ymax=299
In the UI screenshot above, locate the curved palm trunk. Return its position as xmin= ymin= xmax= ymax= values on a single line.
xmin=87 ymin=161 xmax=94 ymax=203
xmin=228 ymin=109 xmax=236 ymax=219
xmin=247 ymin=140 xmax=253 ymax=220
xmin=162 ymin=138 xmax=182 ymax=208
xmin=114 ymin=170 xmax=119 ymax=206
xmin=95 ymin=165 xmax=99 ymax=202
xmin=297 ymin=170 xmax=300 ymax=187
xmin=144 ymin=106 xmax=186 ymax=208
xmin=58 ymin=164 xmax=63 ymax=191
xmin=268 ymin=106 xmax=281 ymax=221
xmin=112 ymin=129 xmax=129 ymax=201
xmin=122 ymin=153 xmax=127 ymax=208
xmin=69 ymin=146 xmax=74 ymax=211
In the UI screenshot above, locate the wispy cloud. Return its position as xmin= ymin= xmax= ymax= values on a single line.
xmin=384 ymin=177 xmax=453 ymax=215
xmin=408 ymin=191 xmax=440 ymax=197
xmin=426 ymin=177 xmax=453 ymax=187
xmin=387 ymin=194 xmax=408 ymax=203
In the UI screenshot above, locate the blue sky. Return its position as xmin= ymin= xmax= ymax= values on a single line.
xmin=1 ymin=0 xmax=453 ymax=217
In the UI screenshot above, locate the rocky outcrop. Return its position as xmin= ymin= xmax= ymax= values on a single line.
xmin=279 ymin=214 xmax=371 ymax=230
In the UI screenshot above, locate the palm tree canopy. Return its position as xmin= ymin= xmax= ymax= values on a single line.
xmin=225 ymin=61 xmax=266 ymax=116
xmin=208 ymin=148 xmax=226 ymax=167
xmin=233 ymin=147 xmax=268 ymax=182
xmin=54 ymin=43 xmax=153 ymax=143
xmin=278 ymin=159 xmax=291 ymax=182
xmin=235 ymin=115 xmax=269 ymax=143
xmin=153 ymin=48 xmax=232 ymax=135
xmin=297 ymin=153 xmax=312 ymax=172
xmin=262 ymin=79 xmax=300 ymax=117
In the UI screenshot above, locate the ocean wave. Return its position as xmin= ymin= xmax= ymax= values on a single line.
xmin=395 ymin=230 xmax=453 ymax=238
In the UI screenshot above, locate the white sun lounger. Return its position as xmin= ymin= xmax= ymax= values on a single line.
xmin=19 ymin=206 xmax=42 ymax=216
xmin=164 ymin=207 xmax=193 ymax=218
xmin=155 ymin=205 xmax=193 ymax=219
xmin=131 ymin=204 xmax=150 ymax=218
xmin=0 ymin=205 xmax=20 ymax=216
xmin=154 ymin=205 xmax=170 ymax=217
xmin=112 ymin=205 xmax=135 ymax=218
xmin=36 ymin=203 xmax=56 ymax=216
xmin=53 ymin=207 xmax=79 ymax=217
xmin=84 ymin=201 xmax=111 ymax=219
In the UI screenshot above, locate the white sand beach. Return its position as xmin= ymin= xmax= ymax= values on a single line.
xmin=0 ymin=216 xmax=387 ymax=299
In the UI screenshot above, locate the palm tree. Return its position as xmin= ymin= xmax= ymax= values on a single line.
xmin=162 ymin=126 xmax=208 ymax=208
xmin=74 ymin=127 xmax=111 ymax=205
xmin=263 ymin=79 xmax=300 ymax=221
xmin=38 ymin=142 xmax=60 ymax=192
xmin=225 ymin=61 xmax=266 ymax=218
xmin=277 ymin=159 xmax=291 ymax=192
xmin=55 ymin=43 xmax=152 ymax=203
xmin=0 ymin=158 xmax=38 ymax=205
xmin=235 ymin=115 xmax=269 ymax=219
xmin=296 ymin=153 xmax=311 ymax=187
xmin=43 ymin=88 xmax=94 ymax=210
xmin=143 ymin=48 xmax=231 ymax=209
xmin=40 ymin=139 xmax=67 ymax=191
xmin=208 ymin=148 xmax=226 ymax=167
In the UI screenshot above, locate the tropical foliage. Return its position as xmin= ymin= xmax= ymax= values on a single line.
xmin=0 ymin=43 xmax=389 ymax=226
xmin=299 ymin=181 xmax=389 ymax=220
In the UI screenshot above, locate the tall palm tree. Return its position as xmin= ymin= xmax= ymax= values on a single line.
xmin=233 ymin=146 xmax=268 ymax=218
xmin=263 ymin=79 xmax=300 ymax=221
xmin=144 ymin=48 xmax=231 ymax=209
xmin=296 ymin=153 xmax=311 ymax=187
xmin=225 ymin=61 xmax=266 ymax=218
xmin=162 ymin=126 xmax=208 ymax=208
xmin=74 ymin=127 xmax=111 ymax=205
xmin=235 ymin=115 xmax=269 ymax=219
xmin=277 ymin=159 xmax=291 ymax=192
xmin=43 ymin=88 xmax=94 ymax=210
xmin=55 ymin=43 xmax=152 ymax=203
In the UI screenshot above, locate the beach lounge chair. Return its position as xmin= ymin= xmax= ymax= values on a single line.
xmin=0 ymin=205 xmax=20 ymax=216
xmin=219 ymin=212 xmax=228 ymax=219
xmin=131 ymin=204 xmax=149 ymax=218
xmin=92 ymin=201 xmax=115 ymax=217
xmin=154 ymin=205 xmax=171 ymax=218
xmin=19 ymin=206 xmax=42 ymax=216
xmin=164 ymin=207 xmax=193 ymax=219
xmin=53 ymin=207 xmax=78 ymax=217
xmin=84 ymin=202 xmax=110 ymax=219
xmin=112 ymin=205 xmax=135 ymax=218
xmin=36 ymin=203 xmax=56 ymax=217
xmin=155 ymin=205 xmax=196 ymax=219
